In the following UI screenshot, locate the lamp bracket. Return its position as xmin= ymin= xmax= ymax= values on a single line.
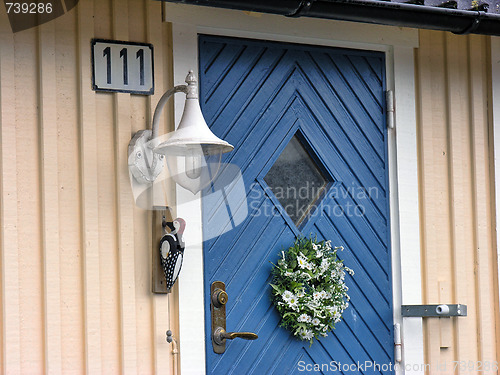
xmin=129 ymin=82 xmax=189 ymax=184
xmin=128 ymin=129 xmax=165 ymax=184
xmin=151 ymin=84 xmax=188 ymax=140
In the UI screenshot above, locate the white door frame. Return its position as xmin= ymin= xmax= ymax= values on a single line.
xmin=166 ymin=4 xmax=424 ymax=374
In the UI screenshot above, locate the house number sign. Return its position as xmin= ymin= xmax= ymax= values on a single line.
xmin=91 ymin=39 xmax=154 ymax=95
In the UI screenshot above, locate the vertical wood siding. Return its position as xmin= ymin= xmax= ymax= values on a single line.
xmin=0 ymin=1 xmax=178 ymax=373
xmin=415 ymin=30 xmax=498 ymax=371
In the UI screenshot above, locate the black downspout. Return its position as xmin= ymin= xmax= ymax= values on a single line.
xmin=453 ymin=11 xmax=485 ymax=34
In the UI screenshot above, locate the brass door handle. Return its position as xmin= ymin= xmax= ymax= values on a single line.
xmin=211 ymin=281 xmax=259 ymax=354
xmin=213 ymin=327 xmax=258 ymax=346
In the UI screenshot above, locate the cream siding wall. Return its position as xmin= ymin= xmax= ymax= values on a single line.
xmin=415 ymin=30 xmax=499 ymax=371
xmin=0 ymin=1 xmax=179 ymax=374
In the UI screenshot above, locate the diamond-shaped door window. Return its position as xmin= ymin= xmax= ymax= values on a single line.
xmin=264 ymin=135 xmax=329 ymax=227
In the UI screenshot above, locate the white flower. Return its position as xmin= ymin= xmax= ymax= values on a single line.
xmin=325 ymin=240 xmax=332 ymax=249
xmin=320 ymin=258 xmax=329 ymax=271
xmin=282 ymin=290 xmax=294 ymax=302
xmin=312 ymin=318 xmax=320 ymax=326
xmin=320 ymin=325 xmax=329 ymax=337
xmin=299 ymin=330 xmax=314 ymax=340
xmin=319 ymin=290 xmax=327 ymax=299
xmin=334 ymin=311 xmax=342 ymax=322
xmin=288 ymin=295 xmax=299 ymax=310
xmin=313 ymin=291 xmax=322 ymax=300
xmin=297 ymin=289 xmax=305 ymax=298
xmin=297 ymin=256 xmax=308 ymax=269
xmin=312 ymin=243 xmax=319 ymax=251
xmin=316 ymin=250 xmax=323 ymax=258
xmin=298 ymin=313 xmax=310 ymax=322
xmin=285 ymin=271 xmax=292 ymax=277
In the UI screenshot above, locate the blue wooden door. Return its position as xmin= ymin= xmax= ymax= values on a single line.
xmin=200 ymin=35 xmax=393 ymax=374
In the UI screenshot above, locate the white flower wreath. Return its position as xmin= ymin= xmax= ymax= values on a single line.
xmin=270 ymin=237 xmax=354 ymax=344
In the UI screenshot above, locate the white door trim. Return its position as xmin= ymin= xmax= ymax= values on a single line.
xmin=391 ymin=46 xmax=425 ymax=375
xmin=167 ymin=4 xmax=424 ymax=374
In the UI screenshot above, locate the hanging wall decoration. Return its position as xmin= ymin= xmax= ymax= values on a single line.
xmin=159 ymin=218 xmax=186 ymax=290
xmin=270 ymin=237 xmax=354 ymax=344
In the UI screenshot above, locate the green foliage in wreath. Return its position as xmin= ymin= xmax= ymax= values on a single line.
xmin=270 ymin=237 xmax=354 ymax=344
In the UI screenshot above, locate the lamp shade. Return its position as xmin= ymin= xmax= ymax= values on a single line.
xmin=154 ymin=97 xmax=233 ymax=156
xmin=154 ymin=87 xmax=234 ymax=194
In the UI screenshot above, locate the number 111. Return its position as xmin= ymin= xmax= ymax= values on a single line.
xmin=102 ymin=47 xmax=145 ymax=86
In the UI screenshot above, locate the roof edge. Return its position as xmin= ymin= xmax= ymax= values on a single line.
xmin=159 ymin=0 xmax=500 ymax=35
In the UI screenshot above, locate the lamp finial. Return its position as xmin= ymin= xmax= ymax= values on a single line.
xmin=185 ymin=70 xmax=198 ymax=99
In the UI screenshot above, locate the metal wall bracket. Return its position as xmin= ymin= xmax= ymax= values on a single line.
xmin=401 ymin=304 xmax=467 ymax=317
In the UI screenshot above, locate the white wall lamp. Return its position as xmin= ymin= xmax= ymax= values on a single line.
xmin=128 ymin=71 xmax=235 ymax=296
xmin=128 ymin=70 xmax=234 ymax=194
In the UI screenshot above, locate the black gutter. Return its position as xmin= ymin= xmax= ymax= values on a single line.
xmin=160 ymin=0 xmax=500 ymax=35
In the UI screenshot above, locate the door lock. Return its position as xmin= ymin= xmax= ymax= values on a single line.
xmin=211 ymin=288 xmax=228 ymax=308
xmin=210 ymin=281 xmax=258 ymax=354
